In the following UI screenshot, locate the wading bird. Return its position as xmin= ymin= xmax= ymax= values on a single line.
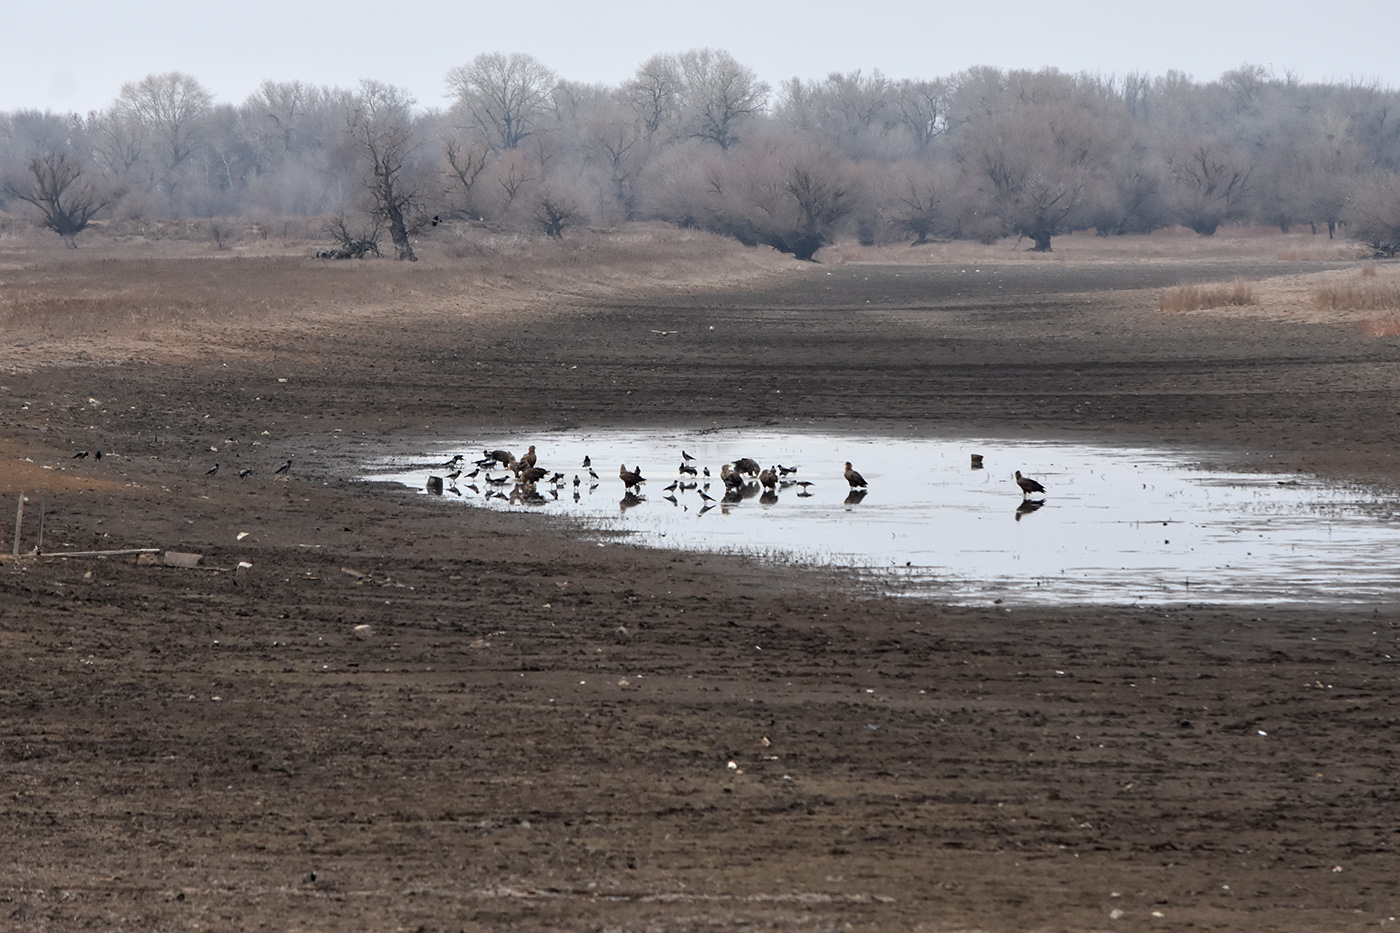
xmin=620 ymin=464 xmax=644 ymax=488
xmin=844 ymin=462 xmax=867 ymax=488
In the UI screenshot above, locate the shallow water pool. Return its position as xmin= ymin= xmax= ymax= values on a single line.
xmin=363 ymin=429 xmax=1400 ymax=607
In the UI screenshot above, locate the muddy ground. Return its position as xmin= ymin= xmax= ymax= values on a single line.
xmin=2 ymin=232 xmax=1399 ymax=931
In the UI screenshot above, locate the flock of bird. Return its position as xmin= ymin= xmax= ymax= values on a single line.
xmin=424 ymin=445 xmax=1049 ymax=514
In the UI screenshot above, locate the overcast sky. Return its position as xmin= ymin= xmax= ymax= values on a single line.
xmin=3 ymin=0 xmax=1394 ymax=115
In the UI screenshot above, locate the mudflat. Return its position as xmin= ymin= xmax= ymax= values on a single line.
xmin=2 ymin=227 xmax=1398 ymax=931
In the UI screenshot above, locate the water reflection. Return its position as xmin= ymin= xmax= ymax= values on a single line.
xmin=363 ymin=428 xmax=1400 ymax=607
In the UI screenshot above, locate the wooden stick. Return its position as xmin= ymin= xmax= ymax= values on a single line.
xmin=12 ymin=491 xmax=23 ymax=558
xmin=41 ymin=548 xmax=161 ymax=558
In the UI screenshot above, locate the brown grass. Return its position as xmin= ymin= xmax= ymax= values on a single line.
xmin=1312 ymin=280 xmax=1400 ymax=312
xmin=1359 ymin=314 xmax=1400 ymax=337
xmin=1156 ymin=280 xmax=1256 ymax=312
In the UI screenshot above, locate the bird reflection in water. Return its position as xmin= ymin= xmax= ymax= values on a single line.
xmin=620 ymin=491 xmax=646 ymax=512
xmin=760 ymin=489 xmax=779 ymax=506
xmin=1015 ymin=499 xmax=1045 ymax=521
xmin=844 ymin=488 xmax=868 ymax=506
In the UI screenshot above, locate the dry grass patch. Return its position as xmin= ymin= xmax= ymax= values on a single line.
xmin=1157 ymin=280 xmax=1256 ymax=312
xmin=1312 ymin=280 xmax=1400 ymax=312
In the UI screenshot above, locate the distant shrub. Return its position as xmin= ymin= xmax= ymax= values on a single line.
xmin=1157 ymin=280 xmax=1256 ymax=312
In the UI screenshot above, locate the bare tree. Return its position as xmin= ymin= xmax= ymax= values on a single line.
xmin=1167 ymin=140 xmax=1254 ymax=235
xmin=445 ymin=52 xmax=557 ymax=151
xmin=344 ymin=80 xmax=422 ymax=260
xmin=113 ymin=72 xmax=213 ymax=203
xmin=676 ymin=49 xmax=769 ymax=150
xmin=626 ymin=55 xmax=682 ymax=135
xmin=3 ymin=150 xmax=111 ymax=247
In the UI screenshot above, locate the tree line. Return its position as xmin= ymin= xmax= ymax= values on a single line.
xmin=4 ymin=54 xmax=1400 ymax=257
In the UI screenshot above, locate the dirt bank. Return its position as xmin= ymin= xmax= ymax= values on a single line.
xmin=2 ymin=230 xmax=1398 ymax=931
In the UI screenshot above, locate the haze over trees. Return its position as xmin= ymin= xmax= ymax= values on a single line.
xmin=4 ymin=55 xmax=1400 ymax=255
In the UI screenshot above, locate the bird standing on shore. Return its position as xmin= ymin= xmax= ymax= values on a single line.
xmin=620 ymin=464 xmax=644 ymax=488
xmin=844 ymin=462 xmax=867 ymax=488
xmin=1014 ymin=470 xmax=1046 ymax=498
xmin=206 ymin=463 xmax=219 ymax=476
xmin=275 ymin=459 xmax=292 ymax=474
xmin=759 ymin=466 xmax=778 ymax=490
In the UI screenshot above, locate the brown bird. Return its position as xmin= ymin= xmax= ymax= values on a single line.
xmin=519 ymin=445 xmax=537 ymax=469
xmin=970 ymin=453 xmax=984 ymax=469
xmin=759 ymin=466 xmax=778 ymax=490
xmin=1014 ymin=470 xmax=1046 ymax=498
xmin=517 ymin=465 xmax=548 ymax=485
xmin=720 ymin=463 xmax=746 ymax=489
xmin=619 ymin=464 xmax=644 ymax=488
xmin=733 ymin=457 xmax=761 ymax=476
xmin=487 ymin=448 xmax=515 ymax=468
xmin=844 ymin=462 xmax=867 ymax=488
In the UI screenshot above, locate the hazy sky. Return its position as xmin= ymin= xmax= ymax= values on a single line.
xmin=3 ymin=0 xmax=1394 ymax=115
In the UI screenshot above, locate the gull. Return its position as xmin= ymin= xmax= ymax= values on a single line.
xmin=844 ymin=462 xmax=867 ymax=488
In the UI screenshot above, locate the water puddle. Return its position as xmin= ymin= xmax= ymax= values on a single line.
xmin=362 ymin=429 xmax=1400 ymax=607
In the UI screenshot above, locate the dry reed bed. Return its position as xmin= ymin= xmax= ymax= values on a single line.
xmin=1156 ymin=280 xmax=1256 ymax=312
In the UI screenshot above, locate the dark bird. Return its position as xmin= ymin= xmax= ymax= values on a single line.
xmin=440 ymin=454 xmax=464 ymax=469
xmin=72 ymin=450 xmax=89 ymax=460
xmin=239 ymin=468 xmax=253 ymax=478
xmin=206 ymin=463 xmax=219 ymax=476
xmin=582 ymin=455 xmax=591 ymax=468
xmin=487 ymin=449 xmax=515 ymax=468
xmin=573 ymin=475 xmax=581 ymax=487
xmin=465 ymin=467 xmax=481 ymax=480
xmin=697 ymin=488 xmax=716 ymax=503
xmin=1015 ymin=499 xmax=1045 ymax=521
xmin=759 ymin=466 xmax=778 ymax=490
xmin=679 ymin=462 xmax=698 ymax=476
xmin=1014 ymin=470 xmax=1046 ymax=498
xmin=777 ymin=464 xmax=799 ymax=475
xmin=517 ymin=466 xmax=549 ymax=485
xmin=94 ymin=450 xmax=103 ymax=460
xmin=620 ymin=464 xmax=644 ymax=488
xmin=682 ymin=450 xmax=696 ymax=462
xmin=733 ymin=457 xmax=760 ymax=476
xmin=588 ymin=466 xmax=600 ymax=481
xmin=664 ymin=480 xmax=679 ymax=492
xmin=844 ymin=488 xmax=868 ymax=506
xmin=446 ymin=468 xmax=462 ymax=482
xmin=549 ymin=472 xmax=565 ymax=484
xmin=474 ymin=456 xmax=496 ymax=468
xmin=970 ymin=454 xmax=985 ymax=469
xmin=703 ymin=466 xmax=711 ymax=478
xmin=485 ymin=473 xmax=511 ymax=486
xmin=275 ymin=459 xmax=292 ymax=474
xmin=431 ymin=214 xmax=441 ymax=226
xmin=632 ymin=465 xmax=646 ymax=482
xmin=721 ymin=463 xmax=746 ymax=490
xmin=844 ymin=462 xmax=868 ymax=488
xmin=795 ymin=480 xmax=815 ymax=489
